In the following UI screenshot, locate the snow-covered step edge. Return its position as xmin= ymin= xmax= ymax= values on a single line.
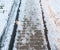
xmin=13 ymin=0 xmax=26 ymax=50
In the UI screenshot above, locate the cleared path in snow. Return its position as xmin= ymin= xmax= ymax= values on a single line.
xmin=13 ymin=0 xmax=48 ymax=50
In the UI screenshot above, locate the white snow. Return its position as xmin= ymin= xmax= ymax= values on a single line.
xmin=0 ymin=0 xmax=13 ymax=39
xmin=41 ymin=0 xmax=60 ymax=50
xmin=0 ymin=0 xmax=20 ymax=50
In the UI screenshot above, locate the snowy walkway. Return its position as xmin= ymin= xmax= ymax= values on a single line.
xmin=0 ymin=0 xmax=60 ymax=50
xmin=13 ymin=0 xmax=47 ymax=50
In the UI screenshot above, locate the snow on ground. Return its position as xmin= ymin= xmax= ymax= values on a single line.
xmin=0 ymin=0 xmax=19 ymax=50
xmin=0 ymin=0 xmax=14 ymax=39
xmin=41 ymin=0 xmax=60 ymax=50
